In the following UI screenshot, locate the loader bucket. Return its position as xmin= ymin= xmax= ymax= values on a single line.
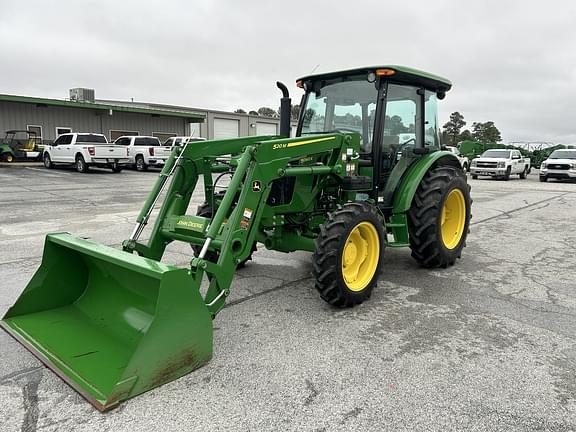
xmin=1 ymin=233 xmax=213 ymax=411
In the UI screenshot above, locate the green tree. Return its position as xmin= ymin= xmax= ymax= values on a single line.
xmin=442 ymin=112 xmax=466 ymax=146
xmin=459 ymin=129 xmax=472 ymax=142
xmin=472 ymin=121 xmax=501 ymax=143
xmin=291 ymin=104 xmax=300 ymax=120
xmin=234 ymin=108 xmax=246 ymax=114
xmin=257 ymin=107 xmax=278 ymax=118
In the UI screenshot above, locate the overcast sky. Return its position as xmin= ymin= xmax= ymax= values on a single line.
xmin=1 ymin=0 xmax=575 ymax=143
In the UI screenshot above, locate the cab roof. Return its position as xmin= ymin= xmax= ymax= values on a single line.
xmin=297 ymin=65 xmax=452 ymax=93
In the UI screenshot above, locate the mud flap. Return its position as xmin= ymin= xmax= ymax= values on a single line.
xmin=1 ymin=233 xmax=213 ymax=411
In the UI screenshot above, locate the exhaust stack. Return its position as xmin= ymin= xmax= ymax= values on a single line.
xmin=276 ymin=81 xmax=291 ymax=138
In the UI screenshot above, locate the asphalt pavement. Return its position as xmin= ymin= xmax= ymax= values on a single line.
xmin=0 ymin=164 xmax=575 ymax=431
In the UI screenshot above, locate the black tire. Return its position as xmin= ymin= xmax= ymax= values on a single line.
xmin=2 ymin=152 xmax=14 ymax=163
xmin=539 ymin=176 xmax=547 ymax=182
xmin=408 ymin=165 xmax=472 ymax=268
xmin=111 ymin=162 xmax=122 ymax=173
xmin=43 ymin=153 xmax=53 ymax=169
xmin=503 ymin=166 xmax=511 ymax=181
xmin=192 ymin=203 xmax=256 ymax=267
xmin=313 ymin=201 xmax=384 ymax=308
xmin=135 ymin=156 xmax=147 ymax=172
xmin=519 ymin=166 xmax=527 ymax=179
xmin=462 ymin=163 xmax=468 ymax=172
xmin=471 ymin=174 xmax=478 ymax=180
xmin=75 ymin=155 xmax=89 ymax=173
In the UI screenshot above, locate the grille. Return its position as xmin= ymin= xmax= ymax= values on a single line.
xmin=547 ymin=164 xmax=570 ymax=170
xmin=477 ymin=162 xmax=497 ymax=168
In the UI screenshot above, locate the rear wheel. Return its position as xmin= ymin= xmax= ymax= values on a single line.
xmin=43 ymin=153 xmax=53 ymax=169
xmin=408 ymin=165 xmax=471 ymax=268
xmin=111 ymin=162 xmax=122 ymax=173
xmin=135 ymin=156 xmax=147 ymax=172
xmin=76 ymin=155 xmax=89 ymax=173
xmin=519 ymin=166 xmax=527 ymax=179
xmin=313 ymin=202 xmax=384 ymax=307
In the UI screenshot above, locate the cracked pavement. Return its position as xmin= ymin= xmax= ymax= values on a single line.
xmin=0 ymin=166 xmax=575 ymax=431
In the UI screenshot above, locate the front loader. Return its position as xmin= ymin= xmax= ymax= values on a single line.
xmin=1 ymin=66 xmax=471 ymax=410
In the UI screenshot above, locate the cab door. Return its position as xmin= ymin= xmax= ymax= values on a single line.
xmin=51 ymin=135 xmax=71 ymax=162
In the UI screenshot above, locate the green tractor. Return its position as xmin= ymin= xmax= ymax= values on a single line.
xmin=1 ymin=66 xmax=471 ymax=410
xmin=0 ymin=130 xmax=43 ymax=162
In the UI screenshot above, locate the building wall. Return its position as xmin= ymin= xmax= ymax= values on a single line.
xmin=0 ymin=100 xmax=299 ymax=143
xmin=0 ymin=101 xmax=194 ymax=142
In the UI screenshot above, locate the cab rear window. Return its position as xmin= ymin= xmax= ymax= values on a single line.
xmin=76 ymin=134 xmax=107 ymax=144
xmin=135 ymin=137 xmax=161 ymax=146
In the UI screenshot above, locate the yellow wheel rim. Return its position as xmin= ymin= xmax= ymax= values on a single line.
xmin=6 ymin=154 xmax=13 ymax=162
xmin=441 ymin=188 xmax=466 ymax=250
xmin=341 ymin=222 xmax=380 ymax=292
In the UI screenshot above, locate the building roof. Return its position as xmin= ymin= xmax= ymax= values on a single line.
xmin=297 ymin=65 xmax=452 ymax=93
xmin=0 ymin=94 xmax=206 ymax=120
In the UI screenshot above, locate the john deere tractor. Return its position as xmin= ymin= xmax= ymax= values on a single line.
xmin=1 ymin=66 xmax=471 ymax=410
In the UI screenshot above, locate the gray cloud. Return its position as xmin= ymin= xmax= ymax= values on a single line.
xmin=1 ymin=0 xmax=575 ymax=143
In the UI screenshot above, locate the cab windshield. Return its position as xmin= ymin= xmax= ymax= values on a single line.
xmin=549 ymin=150 xmax=576 ymax=159
xmin=481 ymin=150 xmax=510 ymax=158
xmin=300 ymin=78 xmax=378 ymax=151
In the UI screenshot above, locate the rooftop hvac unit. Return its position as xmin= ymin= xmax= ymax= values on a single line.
xmin=69 ymin=88 xmax=95 ymax=103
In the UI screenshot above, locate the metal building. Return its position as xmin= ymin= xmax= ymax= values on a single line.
xmin=0 ymin=89 xmax=296 ymax=144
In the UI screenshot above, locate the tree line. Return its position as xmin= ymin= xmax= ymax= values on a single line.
xmin=234 ymin=105 xmax=301 ymax=119
xmin=441 ymin=112 xmax=502 ymax=146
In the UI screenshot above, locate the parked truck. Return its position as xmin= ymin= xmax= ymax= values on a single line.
xmin=470 ymin=149 xmax=530 ymax=180
xmin=43 ymin=133 xmax=129 ymax=173
xmin=112 ymin=136 xmax=172 ymax=171
xmin=539 ymin=149 xmax=576 ymax=182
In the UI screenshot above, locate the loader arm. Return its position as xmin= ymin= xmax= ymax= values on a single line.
xmin=123 ymin=133 xmax=354 ymax=316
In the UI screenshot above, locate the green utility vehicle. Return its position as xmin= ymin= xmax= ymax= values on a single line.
xmin=0 ymin=130 xmax=43 ymax=162
xmin=1 ymin=66 xmax=471 ymax=410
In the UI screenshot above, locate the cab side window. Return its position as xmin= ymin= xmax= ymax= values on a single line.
xmin=115 ymin=138 xmax=130 ymax=146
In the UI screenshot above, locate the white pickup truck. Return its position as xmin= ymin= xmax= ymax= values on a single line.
xmin=470 ymin=149 xmax=531 ymax=180
xmin=539 ymin=149 xmax=576 ymax=182
xmin=112 ymin=136 xmax=172 ymax=171
xmin=43 ymin=133 xmax=129 ymax=173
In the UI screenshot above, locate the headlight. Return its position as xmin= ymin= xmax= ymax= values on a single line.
xmin=571 ymin=163 xmax=576 ymax=170
xmin=541 ymin=162 xmax=547 ymax=169
xmin=497 ymin=161 xmax=506 ymax=168
xmin=471 ymin=160 xmax=477 ymax=167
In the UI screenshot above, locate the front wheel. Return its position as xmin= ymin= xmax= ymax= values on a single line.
xmin=2 ymin=152 xmax=14 ymax=163
xmin=313 ymin=202 xmax=384 ymax=307
xmin=503 ymin=166 xmax=511 ymax=181
xmin=76 ymin=155 xmax=89 ymax=173
xmin=539 ymin=176 xmax=547 ymax=182
xmin=43 ymin=153 xmax=53 ymax=169
xmin=408 ymin=165 xmax=472 ymax=268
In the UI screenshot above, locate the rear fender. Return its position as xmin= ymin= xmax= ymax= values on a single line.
xmin=392 ymin=152 xmax=461 ymax=214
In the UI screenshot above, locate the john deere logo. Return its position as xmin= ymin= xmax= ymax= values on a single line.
xmin=252 ymin=181 xmax=261 ymax=192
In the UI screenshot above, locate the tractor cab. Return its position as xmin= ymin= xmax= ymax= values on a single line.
xmin=296 ymin=66 xmax=452 ymax=207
